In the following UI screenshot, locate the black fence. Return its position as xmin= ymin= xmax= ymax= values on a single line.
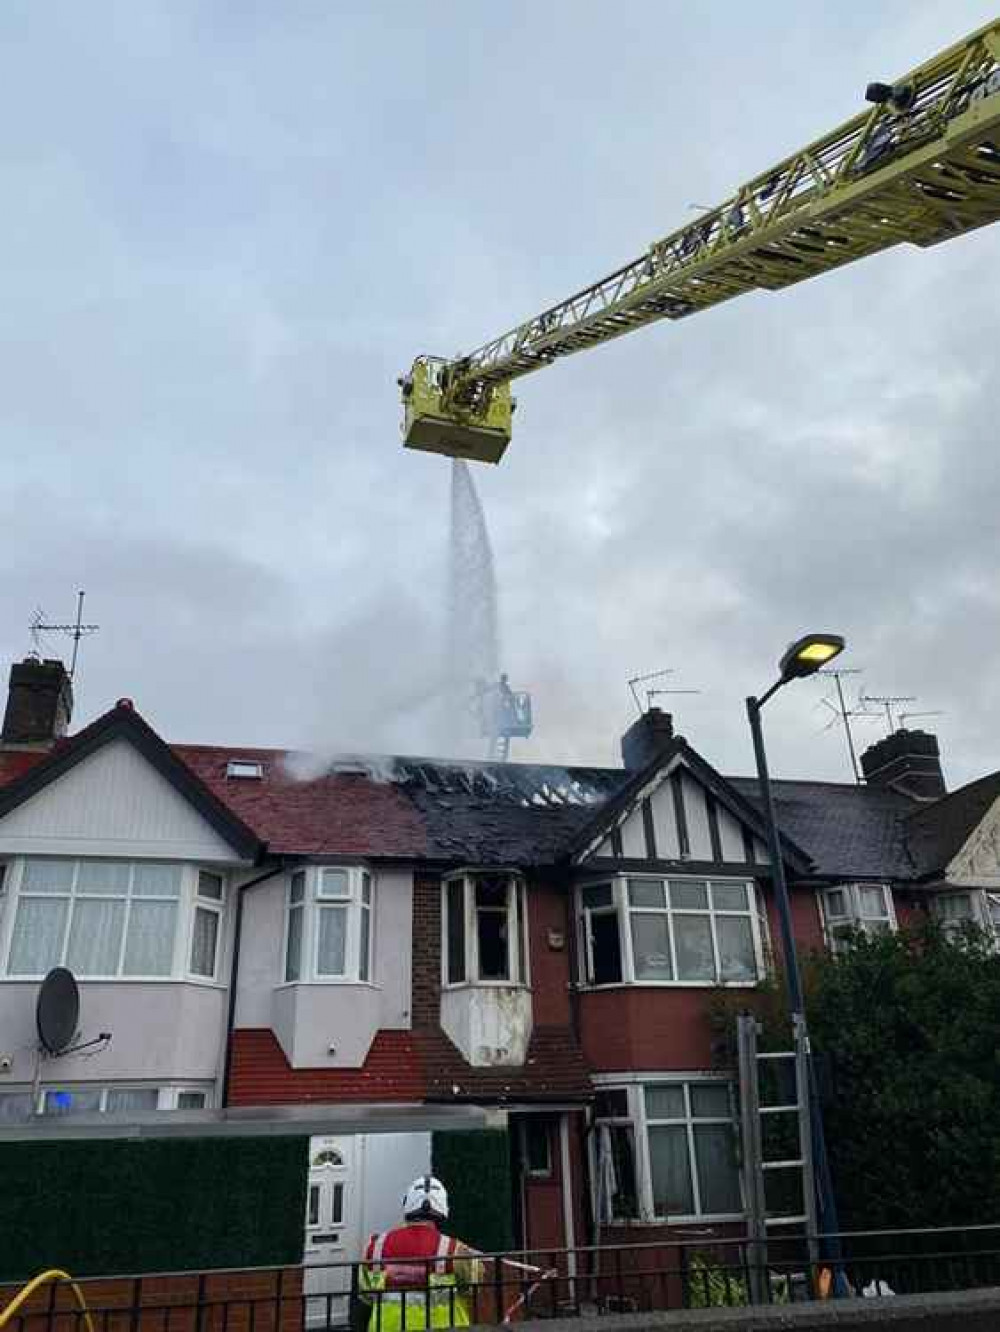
xmin=6 ymin=1225 xmax=1000 ymax=1332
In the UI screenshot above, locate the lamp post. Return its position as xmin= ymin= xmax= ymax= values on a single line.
xmin=746 ymin=632 xmax=845 ymax=1264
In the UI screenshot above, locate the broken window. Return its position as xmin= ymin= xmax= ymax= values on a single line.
xmin=581 ymin=883 xmax=623 ymax=984
xmin=593 ymin=1089 xmax=638 ymax=1220
xmin=442 ymin=874 xmax=528 ymax=985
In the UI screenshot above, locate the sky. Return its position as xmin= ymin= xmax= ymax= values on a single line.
xmin=1 ymin=1 xmax=998 ymax=789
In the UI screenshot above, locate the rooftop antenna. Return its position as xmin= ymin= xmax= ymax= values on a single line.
xmin=816 ymin=667 xmax=865 ymax=784
xmin=29 ymin=591 xmax=99 ymax=680
xmin=628 ymin=668 xmax=701 ymax=716
xmin=860 ymin=693 xmax=918 ymax=736
xmin=898 ymin=710 xmax=944 ymax=729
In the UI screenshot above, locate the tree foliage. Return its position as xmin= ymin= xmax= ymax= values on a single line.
xmin=709 ymin=919 xmax=1000 ymax=1230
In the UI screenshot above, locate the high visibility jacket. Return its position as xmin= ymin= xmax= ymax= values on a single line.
xmin=359 ymin=1224 xmax=479 ymax=1331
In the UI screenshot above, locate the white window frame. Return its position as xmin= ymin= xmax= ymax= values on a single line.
xmin=439 ymin=873 xmax=527 ymax=991
xmin=592 ymin=1074 xmax=744 ymax=1225
xmin=440 ymin=871 xmax=529 ymax=989
xmin=189 ymin=870 xmax=226 ymax=981
xmin=821 ymin=882 xmax=897 ymax=952
xmin=279 ymin=865 xmax=375 ymax=985
xmin=576 ymin=876 xmax=765 ymax=989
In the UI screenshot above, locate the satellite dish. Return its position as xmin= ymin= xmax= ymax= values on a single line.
xmin=36 ymin=967 xmax=80 ymax=1055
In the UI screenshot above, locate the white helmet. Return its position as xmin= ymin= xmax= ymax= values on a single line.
xmin=403 ymin=1174 xmax=449 ymax=1221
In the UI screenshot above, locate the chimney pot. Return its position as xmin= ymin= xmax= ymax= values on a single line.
xmin=860 ymin=728 xmax=945 ymax=801
xmin=621 ymin=707 xmax=674 ymax=771
xmin=1 ymin=658 xmax=74 ymax=749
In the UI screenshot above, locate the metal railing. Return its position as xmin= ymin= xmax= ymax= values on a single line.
xmin=5 ymin=1224 xmax=1000 ymax=1331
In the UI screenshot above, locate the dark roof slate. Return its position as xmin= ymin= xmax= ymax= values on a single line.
xmin=903 ymin=771 xmax=1000 ymax=878
xmin=727 ymin=777 xmax=916 ymax=880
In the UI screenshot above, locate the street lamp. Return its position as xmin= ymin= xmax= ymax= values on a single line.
xmin=746 ymin=632 xmax=844 ymax=1261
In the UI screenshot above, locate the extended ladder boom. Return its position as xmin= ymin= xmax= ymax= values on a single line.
xmin=401 ymin=19 xmax=1000 ymax=463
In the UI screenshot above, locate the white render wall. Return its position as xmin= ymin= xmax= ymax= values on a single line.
xmin=0 ymin=739 xmax=245 ymax=863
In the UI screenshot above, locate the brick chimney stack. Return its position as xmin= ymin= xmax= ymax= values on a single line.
xmin=860 ymin=728 xmax=946 ymax=801
xmin=621 ymin=707 xmax=675 ymax=771
xmin=1 ymin=658 xmax=74 ymax=749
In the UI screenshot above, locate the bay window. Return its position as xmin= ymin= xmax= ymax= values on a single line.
xmin=821 ymin=883 xmax=896 ymax=951
xmin=282 ymin=866 xmax=374 ymax=984
xmin=0 ymin=860 xmax=227 ymax=981
xmin=933 ymin=890 xmax=1000 ymax=941
xmin=578 ymin=877 xmax=764 ymax=986
xmin=594 ymin=1079 xmax=743 ymax=1222
xmin=442 ymin=873 xmax=528 ymax=986
xmin=0 ymin=1085 xmax=212 ymax=1120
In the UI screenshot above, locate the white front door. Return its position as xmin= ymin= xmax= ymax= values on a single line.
xmin=304 ymin=1136 xmax=357 ymax=1328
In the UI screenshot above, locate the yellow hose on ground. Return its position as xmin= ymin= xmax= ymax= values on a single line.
xmin=0 ymin=1271 xmax=95 ymax=1332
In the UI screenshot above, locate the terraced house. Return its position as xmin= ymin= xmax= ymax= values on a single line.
xmin=2 ymin=656 xmax=1000 ymax=1274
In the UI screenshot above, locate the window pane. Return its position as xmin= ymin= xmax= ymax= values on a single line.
xmin=763 ymin=1165 xmax=804 ymax=1218
xmin=674 ymin=915 xmax=715 ymax=980
xmin=690 ymin=1084 xmax=732 ymax=1118
xmin=132 ymin=864 xmax=182 ymax=897
xmin=77 ymin=861 xmax=130 ymax=896
xmin=693 ymin=1124 xmax=742 ymax=1214
xmin=123 ymin=901 xmax=177 ymax=975
xmin=937 ymin=894 xmax=974 ymax=922
xmin=190 ymin=907 xmax=219 ymax=978
xmin=8 ymin=898 xmax=69 ymax=975
xmin=630 ymin=914 xmax=673 ymax=981
xmin=711 ymin=883 xmax=748 ymax=912
xmin=475 ymin=876 xmax=509 ymax=908
xmin=581 ymin=883 xmax=613 ymax=910
xmin=477 ymin=906 xmax=509 ymax=981
xmin=359 ymin=906 xmax=371 ymax=983
xmin=589 ymin=912 xmax=623 ymax=985
xmin=0 ymin=1093 xmax=33 ymax=1122
xmin=290 ymin=871 xmax=305 ymax=905
xmin=21 ymin=859 xmax=73 ymax=892
xmin=319 ymin=869 xmax=350 ymax=899
xmin=106 ymin=1088 xmax=159 ymax=1113
xmin=594 ymin=1089 xmax=629 ymax=1119
xmin=670 ymin=881 xmax=708 ymax=911
xmin=317 ymin=905 xmax=347 ymax=975
xmin=177 ymin=1091 xmax=207 ymax=1110
xmin=628 ymin=880 xmax=666 ymax=909
xmin=596 ymin=1125 xmax=638 ymax=1220
xmin=716 ymin=916 xmax=756 ymax=981
xmin=332 ymin=1183 xmax=344 ymax=1225
xmin=649 ymin=1125 xmax=694 ymax=1217
xmin=644 ymin=1085 xmax=685 ymax=1119
xmin=43 ymin=1089 xmax=102 ymax=1116
xmin=285 ymin=905 xmax=303 ymax=982
xmin=524 ymin=1119 xmax=552 ymax=1175
xmin=361 ymin=873 xmax=372 ymax=906
xmin=858 ymin=886 xmax=889 ymax=919
xmin=65 ymin=899 xmax=126 ymax=975
xmin=447 ymin=880 xmax=466 ymax=984
xmin=197 ymin=871 xmax=224 ymax=901
xmin=308 ymin=1185 xmax=320 ymax=1227
xmin=515 ymin=882 xmax=527 ymax=983
xmin=825 ymin=889 xmax=848 ymax=918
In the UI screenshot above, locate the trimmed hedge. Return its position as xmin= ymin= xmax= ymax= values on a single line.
xmin=432 ymin=1130 xmax=513 ymax=1253
xmin=0 ymin=1135 xmax=308 ymax=1282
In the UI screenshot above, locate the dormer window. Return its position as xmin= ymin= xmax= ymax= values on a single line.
xmin=226 ymin=760 xmax=263 ymax=780
xmin=282 ymin=866 xmax=374 ymax=984
xmin=442 ymin=872 xmax=528 ymax=986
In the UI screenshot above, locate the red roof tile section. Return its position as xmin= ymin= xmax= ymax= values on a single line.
xmin=173 ymin=746 xmax=428 ymax=858
xmin=228 ymin=1029 xmax=426 ymax=1105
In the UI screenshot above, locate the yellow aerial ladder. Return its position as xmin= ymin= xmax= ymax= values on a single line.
xmin=400 ymin=19 xmax=1000 ymax=464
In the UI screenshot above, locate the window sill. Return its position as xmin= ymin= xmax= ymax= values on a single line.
xmin=0 ymin=975 xmax=225 ymax=986
xmin=599 ymin=1213 xmax=746 ymax=1228
xmin=441 ymin=981 xmax=532 ymax=992
xmin=576 ymin=979 xmax=761 ymax=992
xmin=275 ymin=979 xmax=382 ymax=990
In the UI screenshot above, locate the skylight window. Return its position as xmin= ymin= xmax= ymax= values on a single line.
xmin=226 ymin=760 xmax=264 ymax=780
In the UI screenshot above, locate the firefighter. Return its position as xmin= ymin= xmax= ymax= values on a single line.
xmin=357 ymin=1176 xmax=483 ymax=1331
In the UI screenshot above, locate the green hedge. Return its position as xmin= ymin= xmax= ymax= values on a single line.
xmin=432 ymin=1130 xmax=512 ymax=1253
xmin=0 ymin=1135 xmax=308 ymax=1282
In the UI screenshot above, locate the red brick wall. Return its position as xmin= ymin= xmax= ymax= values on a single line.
xmin=526 ymin=878 xmax=573 ymax=1026
xmin=412 ymin=872 xmax=442 ymax=1029
xmin=580 ymin=988 xmax=716 ymax=1072
xmin=767 ymin=882 xmax=826 ymax=961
